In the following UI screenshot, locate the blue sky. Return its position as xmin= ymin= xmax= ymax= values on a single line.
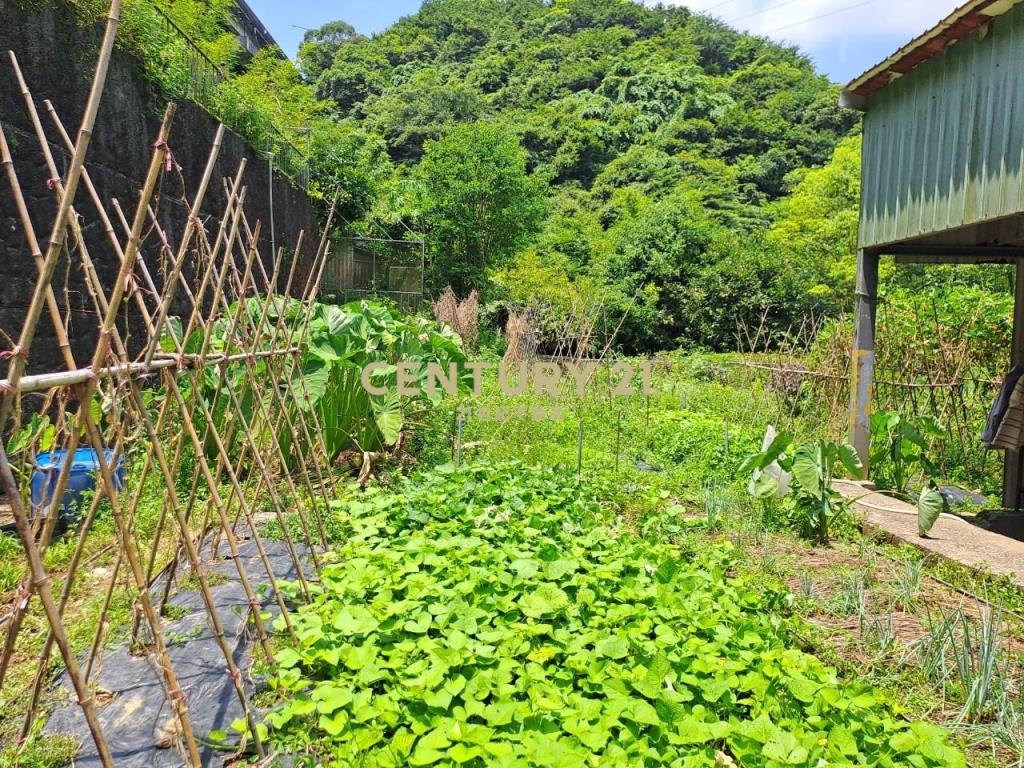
xmin=247 ymin=0 xmax=962 ymax=84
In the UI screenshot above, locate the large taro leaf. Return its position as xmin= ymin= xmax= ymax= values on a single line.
xmin=738 ymin=431 xmax=791 ymax=477
xmin=292 ymin=357 xmax=331 ymax=412
xmin=371 ymin=390 xmax=404 ymax=445
xmin=835 ymin=442 xmax=864 ymax=479
xmin=791 ymin=442 xmax=826 ymax=499
xmin=917 ymin=485 xmax=947 ymax=537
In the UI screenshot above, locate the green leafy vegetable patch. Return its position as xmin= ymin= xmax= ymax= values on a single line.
xmin=258 ymin=462 xmax=964 ymax=768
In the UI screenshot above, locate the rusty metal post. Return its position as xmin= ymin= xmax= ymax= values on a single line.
xmin=849 ymin=248 xmax=879 ymax=476
xmin=1003 ymin=261 xmax=1024 ymax=509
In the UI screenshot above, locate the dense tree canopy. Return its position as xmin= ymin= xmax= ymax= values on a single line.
xmin=417 ymin=122 xmax=548 ymax=294
xmin=296 ymin=0 xmax=862 ymax=350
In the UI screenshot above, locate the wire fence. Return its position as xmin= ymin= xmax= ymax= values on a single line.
xmin=0 ymin=14 xmax=336 ymax=763
xmin=721 ymin=310 xmax=1006 ymax=491
xmin=320 ymin=236 xmax=426 ymax=311
xmin=151 ymin=3 xmax=310 ymax=187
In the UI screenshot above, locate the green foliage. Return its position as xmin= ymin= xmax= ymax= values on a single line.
xmin=367 ymin=70 xmax=488 ymax=164
xmin=646 ymin=411 xmax=759 ymax=490
xmin=765 ymin=136 xmax=862 ymax=310
xmin=418 ymin=122 xmax=548 ymax=294
xmin=743 ymin=436 xmax=863 ymax=544
xmin=917 ymin=486 xmax=947 ymax=539
xmin=259 ymin=462 xmax=964 ymax=767
xmin=0 ymin=733 xmax=79 ymax=768
xmin=290 ymin=300 xmax=468 ymax=460
xmin=66 ymin=0 xmax=360 ymax=195
xmin=5 ymin=414 xmax=56 ymax=489
xmin=298 ymin=20 xmax=366 ymax=84
xmin=489 ymin=250 xmax=606 ymax=341
xmin=301 ymin=0 xmax=858 ymax=349
xmin=869 ymin=410 xmax=943 ymax=495
xmin=191 ymin=299 xmax=466 ymax=466
xmin=0 ymin=534 xmax=22 ymax=593
xmin=811 ymin=282 xmax=1013 ymax=493
xmin=601 ymin=191 xmax=716 ymax=350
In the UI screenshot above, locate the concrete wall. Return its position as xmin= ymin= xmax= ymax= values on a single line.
xmin=0 ymin=1 xmax=318 ymax=376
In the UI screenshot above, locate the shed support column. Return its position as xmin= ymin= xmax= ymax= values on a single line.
xmin=1003 ymin=262 xmax=1024 ymax=510
xmin=849 ymin=249 xmax=879 ymax=476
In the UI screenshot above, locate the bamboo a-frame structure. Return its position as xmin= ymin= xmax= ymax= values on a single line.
xmin=0 ymin=2 xmax=338 ymax=763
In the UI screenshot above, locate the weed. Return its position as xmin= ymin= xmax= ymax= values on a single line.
xmin=181 ymin=567 xmax=229 ymax=590
xmin=166 ymin=624 xmax=204 ymax=646
xmin=895 ymin=558 xmax=925 ymax=610
xmin=948 ymin=605 xmax=1006 ymax=723
xmin=861 ymin=601 xmax=898 ymax=657
xmin=0 ymin=533 xmax=23 ymax=592
xmin=162 ymin=602 xmax=191 ymax=620
xmin=914 ymin=608 xmax=956 ymax=686
xmin=828 ymin=569 xmax=867 ymax=618
xmin=799 ymin=570 xmax=814 ymax=598
xmin=702 ymin=480 xmax=728 ymax=532
xmin=0 ymin=733 xmax=78 ymax=768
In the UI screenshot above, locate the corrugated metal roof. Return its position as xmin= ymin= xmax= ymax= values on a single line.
xmin=856 ymin=0 xmax=1024 ymax=249
xmin=842 ymin=0 xmax=1023 ymax=106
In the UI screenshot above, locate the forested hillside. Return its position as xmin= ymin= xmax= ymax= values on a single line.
xmin=297 ymin=0 xmax=861 ymax=351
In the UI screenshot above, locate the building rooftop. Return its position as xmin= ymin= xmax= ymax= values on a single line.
xmin=841 ymin=0 xmax=1022 ymax=108
xmin=230 ymin=0 xmax=282 ymax=58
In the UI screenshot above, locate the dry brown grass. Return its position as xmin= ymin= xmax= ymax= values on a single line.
xmin=432 ymin=287 xmax=479 ymax=351
xmin=502 ymin=312 xmax=537 ymax=367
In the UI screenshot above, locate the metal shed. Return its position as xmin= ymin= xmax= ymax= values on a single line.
xmin=842 ymin=0 xmax=1024 ymax=507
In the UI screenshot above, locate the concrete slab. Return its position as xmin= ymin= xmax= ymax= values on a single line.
xmin=834 ymin=479 xmax=1024 ymax=588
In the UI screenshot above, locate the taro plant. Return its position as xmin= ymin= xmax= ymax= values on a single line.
xmin=870 ymin=410 xmax=948 ymax=536
xmin=869 ymin=410 xmax=943 ymax=495
xmin=742 ymin=434 xmax=863 ymax=544
xmin=284 ymin=300 xmax=469 ymax=465
xmin=788 ymin=439 xmax=864 ymax=544
xmin=195 ymin=299 xmax=469 ymax=468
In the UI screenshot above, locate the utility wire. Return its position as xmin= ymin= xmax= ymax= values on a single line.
xmin=759 ymin=0 xmax=885 ymax=36
xmin=724 ymin=0 xmax=803 ymax=25
xmin=692 ymin=0 xmax=745 ymax=13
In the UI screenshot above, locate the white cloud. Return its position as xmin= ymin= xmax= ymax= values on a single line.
xmin=660 ymin=0 xmax=962 ymax=48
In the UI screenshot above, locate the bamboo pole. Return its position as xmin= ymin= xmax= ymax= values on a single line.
xmin=143 ymin=124 xmax=227 ymax=367
xmin=213 ymin=234 xmax=321 ymax=580
xmin=0 ymin=446 xmax=115 ymax=766
xmin=0 ymin=0 xmax=122 ymax=432
xmin=0 ymin=49 xmax=346 ymax=761
xmin=117 ymin=181 xmax=290 ymax=658
xmin=53 ymin=104 xmax=207 ymax=767
xmin=236 ymin=210 xmax=334 ymax=533
xmin=0 ymin=11 xmax=126 ymax=752
xmin=150 ymin=220 xmax=297 ymax=643
xmin=74 ymin=139 xmax=268 ymax=755
xmin=218 ymin=206 xmax=329 ymax=552
xmin=9 ymin=99 xmax=204 ymax=763
xmin=142 ymin=206 xmax=317 ymax=604
xmin=0 ymin=348 xmax=300 ymax=394
xmin=0 ymin=122 xmax=76 ymax=370
xmin=0 ymin=124 xmax=85 ymax=691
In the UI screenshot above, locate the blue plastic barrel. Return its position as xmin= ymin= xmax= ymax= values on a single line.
xmin=30 ymin=448 xmax=126 ymax=531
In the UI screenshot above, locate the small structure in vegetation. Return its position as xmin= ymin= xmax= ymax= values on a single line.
xmin=321 ymin=235 xmax=426 ymax=310
xmin=844 ymin=0 xmax=1024 ymax=508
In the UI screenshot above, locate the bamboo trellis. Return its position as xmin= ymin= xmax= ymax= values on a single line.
xmin=0 ymin=3 xmax=339 ymax=763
